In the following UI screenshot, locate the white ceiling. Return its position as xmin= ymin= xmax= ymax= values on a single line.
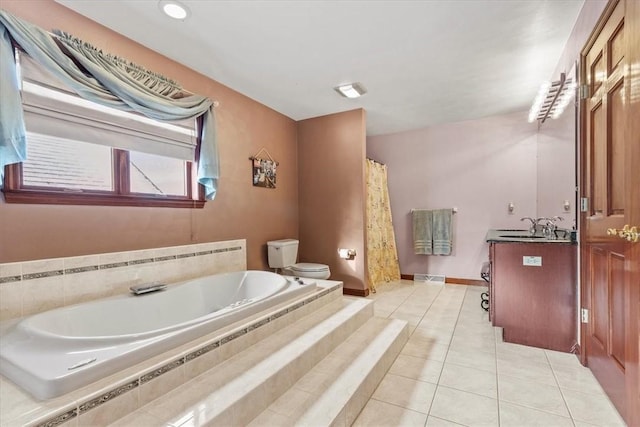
xmin=55 ymin=0 xmax=584 ymax=136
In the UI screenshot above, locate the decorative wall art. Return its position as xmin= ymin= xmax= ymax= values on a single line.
xmin=250 ymin=148 xmax=278 ymax=188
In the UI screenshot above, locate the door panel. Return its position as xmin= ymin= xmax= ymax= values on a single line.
xmin=625 ymin=0 xmax=640 ymax=424
xmin=591 ymin=52 xmax=605 ymax=92
xmin=608 ymin=23 xmax=624 ymax=72
xmin=590 ymin=102 xmax=605 ymax=215
xmin=610 ymin=252 xmax=625 ymax=368
xmin=609 ymin=80 xmax=625 ymax=215
xmin=590 ymin=248 xmax=608 ymax=348
xmin=580 ymin=1 xmax=640 ymax=424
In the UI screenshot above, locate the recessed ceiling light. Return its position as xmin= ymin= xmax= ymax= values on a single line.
xmin=334 ymin=82 xmax=367 ymax=99
xmin=159 ymin=0 xmax=190 ymax=20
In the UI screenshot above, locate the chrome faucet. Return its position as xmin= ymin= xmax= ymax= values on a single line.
xmin=520 ymin=217 xmax=537 ymax=234
xmin=539 ymin=216 xmax=564 ymax=238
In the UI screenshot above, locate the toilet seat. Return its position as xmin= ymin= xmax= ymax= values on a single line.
xmin=287 ymin=263 xmax=330 ymax=279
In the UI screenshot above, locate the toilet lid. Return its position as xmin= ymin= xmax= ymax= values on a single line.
xmin=290 ymin=263 xmax=329 ymax=273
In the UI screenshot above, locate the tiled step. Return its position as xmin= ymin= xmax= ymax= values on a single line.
xmin=250 ymin=317 xmax=410 ymax=427
xmin=111 ymin=297 xmax=374 ymax=426
xmin=3 ymin=283 xmax=344 ymax=427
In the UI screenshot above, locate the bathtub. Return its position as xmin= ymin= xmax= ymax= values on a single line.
xmin=0 ymin=270 xmax=316 ymax=400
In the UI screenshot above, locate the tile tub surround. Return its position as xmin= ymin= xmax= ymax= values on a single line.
xmin=0 ymin=281 xmax=343 ymax=426
xmin=2 ymin=271 xmax=317 ymax=401
xmin=0 ymin=240 xmax=247 ymax=321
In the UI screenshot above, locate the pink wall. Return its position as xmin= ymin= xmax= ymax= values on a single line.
xmin=536 ymin=110 xmax=577 ymax=225
xmin=366 ymin=0 xmax=608 ymax=281
xmin=367 ymin=111 xmax=538 ymax=280
xmin=536 ymin=0 xmax=607 ymax=344
xmin=550 ymin=0 xmax=608 ymax=80
xmin=536 ymin=0 xmax=607 ymax=226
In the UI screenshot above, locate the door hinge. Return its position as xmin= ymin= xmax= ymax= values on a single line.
xmin=580 ymin=197 xmax=589 ymax=212
xmin=581 ymin=308 xmax=589 ymax=323
xmin=579 ymin=84 xmax=590 ymax=100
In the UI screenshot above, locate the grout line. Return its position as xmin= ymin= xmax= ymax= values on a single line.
xmin=423 ymin=284 xmax=464 ymax=418
xmin=368 ymin=281 xmax=449 ymax=422
xmin=493 ymin=289 xmax=502 ymax=427
xmin=545 ymin=350 xmax=579 ymax=427
xmin=441 ymin=286 xmax=501 ymax=424
xmin=425 ymin=414 xmax=467 ymax=426
xmin=367 ymin=397 xmax=430 ymax=417
xmin=405 ymin=284 xmax=442 ymax=330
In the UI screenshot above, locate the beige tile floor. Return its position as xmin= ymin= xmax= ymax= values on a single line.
xmin=355 ymin=280 xmax=626 ymax=427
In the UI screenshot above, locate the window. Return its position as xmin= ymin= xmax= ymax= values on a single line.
xmin=2 ymin=51 xmax=205 ymax=208
xmin=129 ymin=151 xmax=188 ymax=196
xmin=23 ymin=134 xmax=114 ymax=192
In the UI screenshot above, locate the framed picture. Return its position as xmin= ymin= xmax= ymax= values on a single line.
xmin=250 ymin=148 xmax=278 ymax=188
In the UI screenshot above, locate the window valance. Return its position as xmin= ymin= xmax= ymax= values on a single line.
xmin=0 ymin=10 xmax=219 ymax=200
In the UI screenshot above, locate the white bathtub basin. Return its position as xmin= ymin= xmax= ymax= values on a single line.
xmin=0 ymin=270 xmax=315 ymax=400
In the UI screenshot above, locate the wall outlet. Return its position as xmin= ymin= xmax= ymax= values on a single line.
xmin=523 ymin=256 xmax=542 ymax=266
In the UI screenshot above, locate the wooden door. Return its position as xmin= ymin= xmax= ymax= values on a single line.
xmin=580 ymin=0 xmax=640 ymax=425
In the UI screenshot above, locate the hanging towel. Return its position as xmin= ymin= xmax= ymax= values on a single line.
xmin=432 ymin=208 xmax=453 ymax=255
xmin=412 ymin=209 xmax=433 ymax=255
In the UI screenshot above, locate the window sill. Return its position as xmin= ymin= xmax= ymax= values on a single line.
xmin=2 ymin=189 xmax=205 ymax=209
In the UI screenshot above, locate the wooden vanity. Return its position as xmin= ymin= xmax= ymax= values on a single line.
xmin=486 ymin=230 xmax=577 ymax=352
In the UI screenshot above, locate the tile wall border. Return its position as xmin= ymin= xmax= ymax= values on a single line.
xmin=77 ymin=380 xmax=139 ymax=414
xmin=36 ymin=408 xmax=77 ymax=427
xmin=0 ymin=275 xmax=22 ymax=284
xmin=31 ymin=283 xmax=341 ymax=427
xmin=0 ymin=245 xmax=244 ymax=285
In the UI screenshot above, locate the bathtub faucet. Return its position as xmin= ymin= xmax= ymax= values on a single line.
xmin=286 ymin=276 xmax=305 ymax=285
xmin=130 ymin=283 xmax=167 ymax=295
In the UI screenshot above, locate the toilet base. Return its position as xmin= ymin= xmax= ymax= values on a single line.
xmin=282 ymin=266 xmax=330 ymax=280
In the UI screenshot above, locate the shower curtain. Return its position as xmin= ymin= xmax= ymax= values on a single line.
xmin=366 ymin=159 xmax=400 ymax=292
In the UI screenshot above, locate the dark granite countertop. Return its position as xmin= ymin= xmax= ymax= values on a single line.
xmin=486 ymin=229 xmax=576 ymax=244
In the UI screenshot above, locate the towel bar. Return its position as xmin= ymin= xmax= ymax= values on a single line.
xmin=411 ymin=207 xmax=458 ymax=214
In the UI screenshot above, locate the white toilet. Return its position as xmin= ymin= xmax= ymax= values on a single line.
xmin=267 ymin=239 xmax=331 ymax=280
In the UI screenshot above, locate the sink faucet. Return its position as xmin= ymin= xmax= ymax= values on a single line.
xmin=520 ymin=217 xmax=537 ymax=234
xmin=538 ymin=216 xmax=564 ymax=238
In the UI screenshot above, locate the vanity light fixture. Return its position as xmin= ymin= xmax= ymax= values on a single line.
xmin=552 ymin=78 xmax=577 ymax=119
xmin=159 ymin=0 xmax=190 ymax=20
xmin=528 ymin=80 xmax=551 ymax=123
xmin=334 ymin=82 xmax=367 ymax=99
xmin=528 ymin=71 xmax=576 ymax=123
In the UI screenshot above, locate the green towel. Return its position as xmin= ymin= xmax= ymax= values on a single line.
xmin=412 ymin=210 xmax=433 ymax=255
xmin=433 ymin=209 xmax=453 ymax=255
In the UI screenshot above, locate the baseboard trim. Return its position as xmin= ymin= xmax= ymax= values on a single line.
xmin=445 ymin=277 xmax=486 ymax=287
xmin=572 ymin=342 xmax=581 ymax=357
xmin=343 ymin=287 xmax=370 ymax=297
xmin=400 ymin=273 xmax=486 ymax=287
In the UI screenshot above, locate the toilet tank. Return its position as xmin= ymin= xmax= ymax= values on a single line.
xmin=267 ymin=239 xmax=299 ymax=268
